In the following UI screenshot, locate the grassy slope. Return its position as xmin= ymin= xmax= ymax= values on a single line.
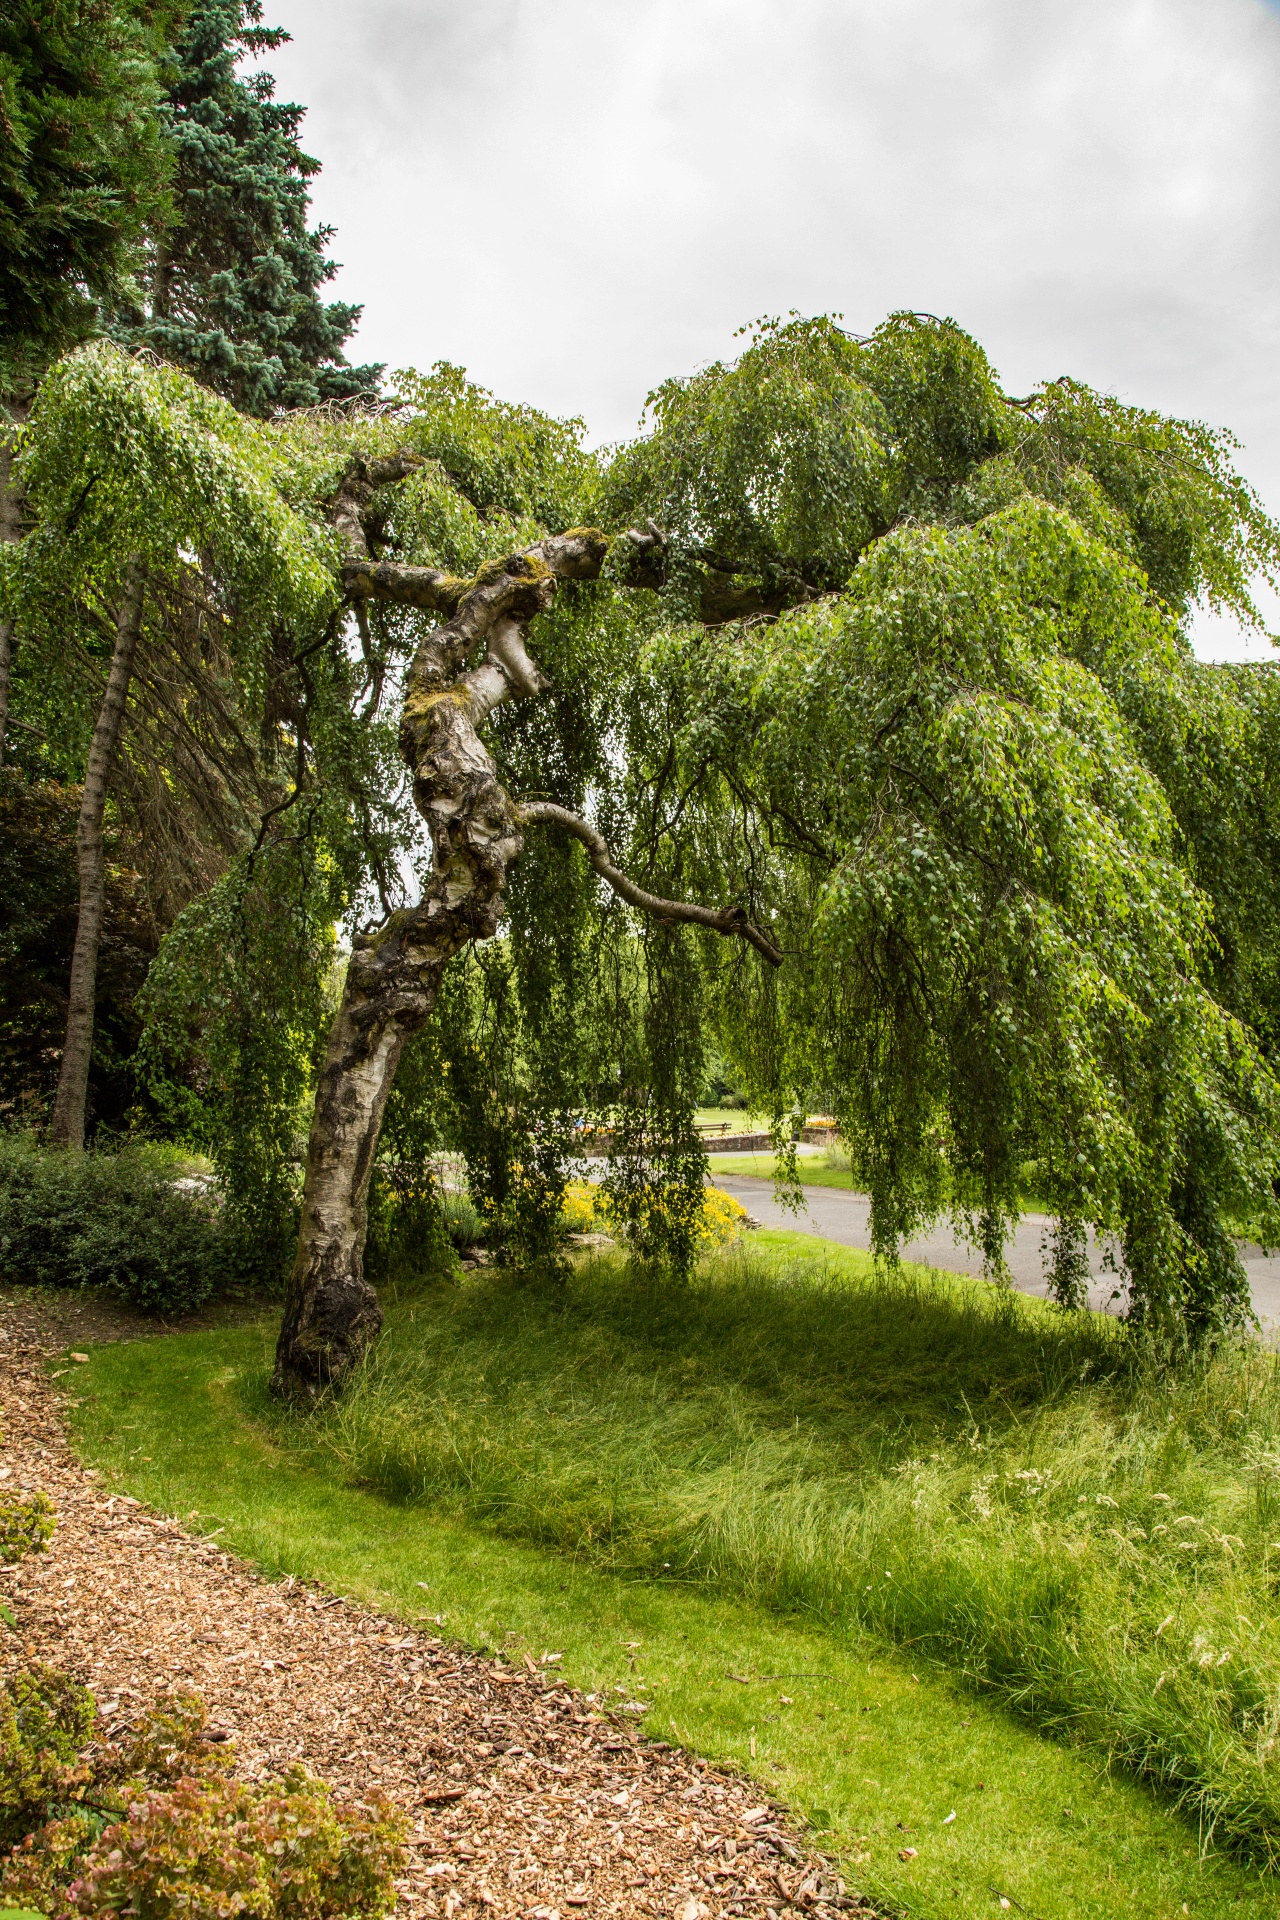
xmin=65 ymin=1248 xmax=1272 ymax=1919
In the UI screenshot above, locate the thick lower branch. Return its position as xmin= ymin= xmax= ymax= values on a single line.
xmin=342 ymin=558 xmax=467 ymax=612
xmin=519 ymin=801 xmax=784 ymax=966
xmin=350 ymin=529 xmax=608 ymax=626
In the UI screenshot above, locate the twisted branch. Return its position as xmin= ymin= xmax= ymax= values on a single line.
xmin=519 ymin=800 xmax=783 ymax=966
xmin=328 ymin=488 xmax=784 ymax=961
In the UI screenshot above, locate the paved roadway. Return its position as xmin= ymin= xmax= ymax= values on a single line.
xmin=711 ymin=1171 xmax=1280 ymax=1324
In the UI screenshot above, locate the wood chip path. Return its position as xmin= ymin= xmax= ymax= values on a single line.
xmin=0 ymin=1311 xmax=873 ymax=1920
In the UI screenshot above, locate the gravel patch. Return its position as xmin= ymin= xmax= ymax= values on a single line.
xmin=0 ymin=1311 xmax=875 ymax=1920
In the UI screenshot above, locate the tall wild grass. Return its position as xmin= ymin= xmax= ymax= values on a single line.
xmin=290 ymin=1247 xmax=1280 ymax=1862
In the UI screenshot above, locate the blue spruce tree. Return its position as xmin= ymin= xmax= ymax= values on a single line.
xmin=117 ymin=0 xmax=381 ymax=414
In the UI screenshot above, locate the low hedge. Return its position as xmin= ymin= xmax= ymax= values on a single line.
xmin=0 ymin=1134 xmax=230 ymax=1315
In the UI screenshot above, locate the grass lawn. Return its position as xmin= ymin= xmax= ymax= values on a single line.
xmin=63 ymin=1237 xmax=1280 ymax=1918
xmin=706 ymin=1155 xmax=1056 ymax=1218
xmin=694 ymin=1109 xmax=763 ymax=1131
xmin=708 ymin=1150 xmax=857 ymax=1186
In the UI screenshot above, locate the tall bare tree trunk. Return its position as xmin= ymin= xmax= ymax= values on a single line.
xmin=48 ymin=560 xmax=145 ymax=1149
xmin=0 ymin=393 xmax=32 ymax=765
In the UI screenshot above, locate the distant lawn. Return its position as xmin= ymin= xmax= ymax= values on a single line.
xmin=694 ymin=1107 xmax=763 ymax=1131
xmin=708 ymin=1150 xmax=855 ymax=1186
xmin=65 ymin=1235 xmax=1280 ymax=1913
xmin=708 ymin=1154 xmax=1054 ymax=1215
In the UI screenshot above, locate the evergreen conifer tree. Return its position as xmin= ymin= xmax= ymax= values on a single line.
xmin=0 ymin=0 xmax=171 ymax=394
xmin=115 ymin=0 xmax=381 ymax=416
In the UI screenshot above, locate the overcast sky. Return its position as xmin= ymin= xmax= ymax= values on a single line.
xmin=262 ymin=0 xmax=1280 ymax=661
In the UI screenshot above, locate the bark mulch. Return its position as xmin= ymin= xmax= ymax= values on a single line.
xmin=0 ymin=1307 xmax=876 ymax=1920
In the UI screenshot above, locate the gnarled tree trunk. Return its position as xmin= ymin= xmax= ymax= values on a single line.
xmin=272 ymin=484 xmax=779 ymax=1399
xmin=48 ymin=559 xmax=145 ymax=1149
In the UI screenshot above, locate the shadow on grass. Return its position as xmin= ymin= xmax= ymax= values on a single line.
xmin=339 ymin=1241 xmax=1121 ymax=1445
xmin=253 ymin=1244 xmax=1125 ymax=1568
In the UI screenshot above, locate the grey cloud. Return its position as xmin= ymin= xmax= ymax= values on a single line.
xmin=264 ymin=0 xmax=1280 ymax=657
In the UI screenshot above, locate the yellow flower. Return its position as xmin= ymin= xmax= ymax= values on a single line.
xmin=559 ymin=1180 xmax=747 ymax=1245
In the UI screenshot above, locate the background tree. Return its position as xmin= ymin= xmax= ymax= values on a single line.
xmin=0 ymin=0 xmax=170 ymax=392
xmin=0 ymin=774 xmax=154 ymax=1128
xmin=7 ymin=341 xmax=333 ymax=1148
xmin=110 ymin=0 xmax=382 ymax=416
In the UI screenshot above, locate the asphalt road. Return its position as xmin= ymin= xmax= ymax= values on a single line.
xmin=712 ymin=1173 xmax=1280 ymax=1324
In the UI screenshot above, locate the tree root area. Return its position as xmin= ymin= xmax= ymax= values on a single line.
xmin=0 ymin=1311 xmax=872 ymax=1920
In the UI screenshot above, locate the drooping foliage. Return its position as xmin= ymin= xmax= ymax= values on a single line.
xmin=1 ymin=341 xmax=351 ymax=1189
xmin=597 ymin=315 xmax=1280 ymax=1334
xmin=110 ymin=0 xmax=382 ymax=415
xmin=137 ymin=831 xmax=352 ymax=1279
xmin=11 ymin=336 xmax=330 ymax=658
xmin=605 ymin=313 xmax=1279 ymax=628
xmin=11 ymin=311 xmax=1276 ymax=1342
xmin=679 ymin=509 xmax=1277 ymax=1329
xmin=6 ymin=339 xmax=333 ymax=883
xmin=297 ymin=366 xmax=724 ymax=1275
xmin=0 ymin=0 xmax=172 ymax=391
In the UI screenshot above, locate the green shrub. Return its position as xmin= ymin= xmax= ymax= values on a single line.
xmin=56 ymin=1770 xmax=404 ymax=1920
xmin=0 ymin=1408 xmax=55 ymax=1569
xmin=0 ymin=1809 xmax=94 ymax=1920
xmin=0 ymin=1134 xmax=229 ymax=1314
xmin=0 ymin=1685 xmax=221 ymax=1874
xmin=97 ymin=1691 xmax=230 ymax=1794
xmin=439 ymin=1187 xmax=483 ymax=1252
xmin=364 ymin=1165 xmax=457 ymax=1285
xmin=0 ymin=1687 xmax=406 ymax=1920
xmin=0 ymin=1667 xmax=96 ymax=1850
xmin=0 ymin=1492 xmax=53 ymax=1566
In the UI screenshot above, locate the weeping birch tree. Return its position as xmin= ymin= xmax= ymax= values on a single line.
xmin=251 ymin=313 xmax=1280 ymax=1395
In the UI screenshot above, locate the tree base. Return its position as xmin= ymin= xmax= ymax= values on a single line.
xmin=271 ymin=1268 xmax=383 ymax=1402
